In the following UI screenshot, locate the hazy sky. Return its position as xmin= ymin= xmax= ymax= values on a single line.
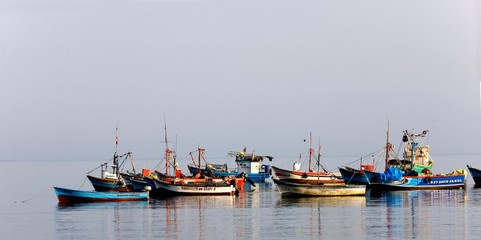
xmin=1 ymin=1 xmax=480 ymax=166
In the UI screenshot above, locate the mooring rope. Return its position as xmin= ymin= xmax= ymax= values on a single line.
xmin=14 ymin=187 xmax=51 ymax=204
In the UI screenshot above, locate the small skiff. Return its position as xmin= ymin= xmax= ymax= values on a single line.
xmin=53 ymin=186 xmax=149 ymax=203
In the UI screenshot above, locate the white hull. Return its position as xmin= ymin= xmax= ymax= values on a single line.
xmin=154 ymin=180 xmax=235 ymax=195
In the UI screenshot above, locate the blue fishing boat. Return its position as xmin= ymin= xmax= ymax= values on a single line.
xmin=130 ymin=177 xmax=149 ymax=191
xmin=368 ymin=172 xmax=466 ymax=190
xmin=366 ymin=129 xmax=466 ymax=191
xmin=338 ymin=166 xmax=371 ymax=185
xmin=53 ymin=186 xmax=149 ymax=203
xmin=467 ymin=165 xmax=481 ymax=186
xmin=87 ymin=129 xmax=139 ymax=191
xmin=86 ymin=152 xmax=130 ymax=192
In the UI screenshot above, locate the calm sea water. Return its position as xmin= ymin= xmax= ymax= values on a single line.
xmin=2 ymin=155 xmax=481 ymax=239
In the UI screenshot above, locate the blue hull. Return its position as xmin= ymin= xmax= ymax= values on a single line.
xmin=130 ymin=178 xmax=149 ymax=191
xmin=53 ymin=186 xmax=149 ymax=203
xmin=369 ymin=174 xmax=466 ymax=191
xmin=467 ymin=165 xmax=481 ymax=186
xmin=87 ymin=175 xmax=128 ymax=192
xmin=339 ymin=167 xmax=370 ymax=185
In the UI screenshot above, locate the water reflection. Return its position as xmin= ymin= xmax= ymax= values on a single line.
xmin=366 ymin=189 xmax=467 ymax=239
xmin=143 ymin=183 xmax=276 ymax=239
xmin=55 ymin=201 xmax=150 ymax=240
xmin=368 ymin=189 xmax=467 ymax=207
xmin=275 ymin=195 xmax=366 ymax=208
xmin=52 ymin=184 xmax=472 ymax=240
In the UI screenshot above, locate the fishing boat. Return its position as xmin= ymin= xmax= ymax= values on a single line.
xmin=273 ymin=143 xmax=365 ymax=196
xmin=129 ymin=171 xmax=151 ymax=191
xmin=53 ymin=186 xmax=149 ymax=203
xmin=366 ymin=129 xmax=466 ymax=191
xmin=152 ymin=121 xmax=246 ymax=196
xmin=338 ymin=166 xmax=371 ymax=185
xmin=153 ymin=178 xmax=239 ymax=196
xmin=187 ymin=163 xmax=228 ymax=177
xmin=467 ymin=165 xmax=481 ymax=186
xmin=273 ymin=179 xmax=366 ymax=197
xmin=271 ymin=132 xmax=343 ymax=184
xmin=86 ymin=128 xmax=142 ymax=191
xmin=153 ymin=147 xmax=245 ymax=196
xmin=187 ymin=147 xmax=273 ymax=183
xmin=86 ymin=151 xmax=131 ymax=192
xmin=368 ymin=171 xmax=466 ymax=191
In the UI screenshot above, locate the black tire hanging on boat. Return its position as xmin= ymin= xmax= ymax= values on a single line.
xmin=425 ymin=177 xmax=431 ymax=184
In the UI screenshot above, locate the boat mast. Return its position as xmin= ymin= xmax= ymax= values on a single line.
xmin=163 ymin=115 xmax=171 ymax=176
xmin=309 ymin=131 xmax=313 ymax=172
xmin=114 ymin=126 xmax=119 ymax=177
xmin=198 ymin=148 xmax=205 ymax=170
xmin=384 ymin=122 xmax=390 ymax=171
xmin=317 ymin=145 xmax=322 ymax=184
xmin=128 ymin=151 xmax=136 ymax=174
xmin=410 ymin=130 xmax=415 ymax=171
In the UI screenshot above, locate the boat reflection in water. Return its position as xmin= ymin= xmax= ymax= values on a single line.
xmin=55 ymin=200 xmax=150 ymax=239
xmin=366 ymin=189 xmax=467 ymax=239
xmin=273 ymin=195 xmax=366 ymax=239
xmin=275 ymin=195 xmax=366 ymax=208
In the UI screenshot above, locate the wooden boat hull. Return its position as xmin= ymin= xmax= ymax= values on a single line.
xmin=338 ymin=166 xmax=370 ymax=185
xmin=87 ymin=175 xmax=128 ymax=192
xmin=53 ymin=186 xmax=149 ymax=203
xmin=369 ymin=174 xmax=466 ymax=191
xmin=271 ymin=166 xmax=344 ymax=184
xmin=273 ymin=179 xmax=366 ymax=197
xmin=467 ymin=165 xmax=481 ymax=186
xmin=153 ymin=179 xmax=236 ymax=196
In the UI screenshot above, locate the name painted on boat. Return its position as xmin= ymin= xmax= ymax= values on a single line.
xmin=429 ymin=179 xmax=463 ymax=184
xmin=116 ymin=193 xmax=142 ymax=196
xmin=180 ymin=187 xmax=217 ymax=191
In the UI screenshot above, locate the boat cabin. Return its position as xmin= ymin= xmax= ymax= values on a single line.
xmin=234 ymin=151 xmax=273 ymax=175
xmin=100 ymin=163 xmax=119 ymax=179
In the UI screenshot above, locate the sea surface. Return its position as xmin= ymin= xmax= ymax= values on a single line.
xmin=2 ymin=155 xmax=481 ymax=240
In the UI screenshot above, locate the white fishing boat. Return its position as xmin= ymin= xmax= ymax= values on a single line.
xmin=154 ymin=178 xmax=237 ymax=196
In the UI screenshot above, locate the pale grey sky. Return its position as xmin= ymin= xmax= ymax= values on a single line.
xmin=1 ymin=0 xmax=480 ymax=165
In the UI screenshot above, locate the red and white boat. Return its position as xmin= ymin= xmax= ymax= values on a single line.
xmin=152 ymin=122 xmax=246 ymax=196
xmin=272 ymin=132 xmax=343 ymax=184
